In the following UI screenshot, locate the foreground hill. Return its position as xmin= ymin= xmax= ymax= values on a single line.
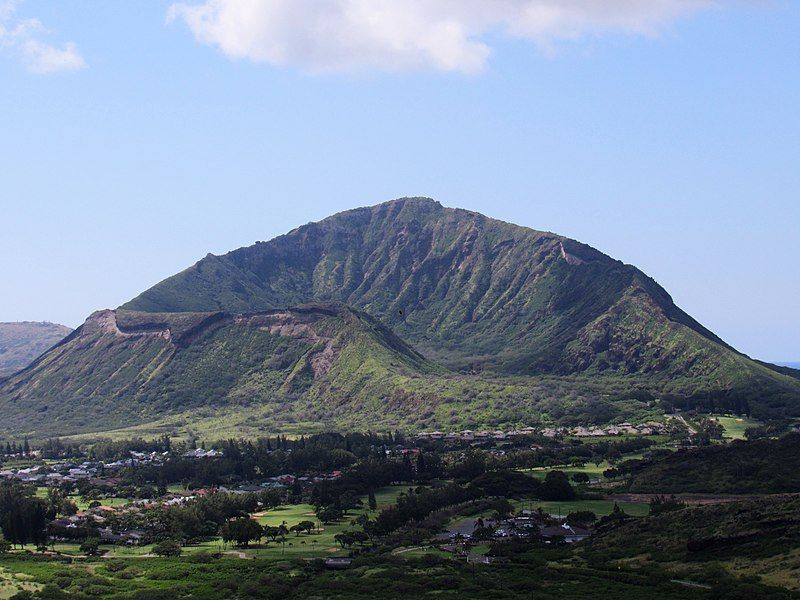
xmin=0 ymin=321 xmax=72 ymax=377
xmin=123 ymin=197 xmax=799 ymax=416
xmin=586 ymin=494 xmax=800 ymax=591
xmin=627 ymin=434 xmax=800 ymax=494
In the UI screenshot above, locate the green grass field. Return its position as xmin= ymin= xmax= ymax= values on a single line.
xmin=715 ymin=415 xmax=762 ymax=440
xmin=244 ymin=485 xmax=409 ymax=559
xmin=372 ymin=485 xmax=411 ymax=510
xmin=520 ymin=462 xmax=612 ymax=480
xmin=251 ymin=503 xmax=342 ymax=557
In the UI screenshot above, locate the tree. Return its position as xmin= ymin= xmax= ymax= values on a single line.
xmin=334 ymin=532 xmax=356 ymax=548
xmin=571 ymin=472 xmax=590 ymax=484
xmin=153 ymin=539 xmax=182 ymax=557
xmin=300 ymin=520 xmax=316 ymax=534
xmin=368 ymin=490 xmax=377 ymax=512
xmin=490 ymin=498 xmax=514 ymax=519
xmin=80 ymin=538 xmax=100 ymax=556
xmin=338 ymin=491 xmax=362 ymax=514
xmin=0 ymin=533 xmax=11 ymax=554
xmin=416 ymin=452 xmax=427 ymax=475
xmin=221 ymin=517 xmax=263 ymax=547
xmin=566 ymin=511 xmax=596 ymax=526
xmin=317 ymin=506 xmax=343 ymax=524
xmin=0 ymin=481 xmax=48 ymax=548
xmin=291 ymin=520 xmax=315 ymax=536
xmin=448 ymin=449 xmax=487 ymax=480
xmin=649 ymin=495 xmax=686 ymax=516
xmin=472 ymin=526 xmax=495 ymax=542
xmin=351 ymin=531 xmax=370 ymax=545
xmin=277 ymin=522 xmax=289 ymax=539
xmin=538 ymin=471 xmax=576 ymax=501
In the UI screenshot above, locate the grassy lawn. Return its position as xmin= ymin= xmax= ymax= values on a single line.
xmin=249 ymin=503 xmax=356 ymax=559
xmin=236 ymin=485 xmax=408 ymax=559
xmin=72 ymin=496 xmax=131 ymax=511
xmin=520 ymin=462 xmax=612 ymax=480
xmin=715 ymin=415 xmax=761 ymax=440
xmin=372 ymin=485 xmax=411 ymax=510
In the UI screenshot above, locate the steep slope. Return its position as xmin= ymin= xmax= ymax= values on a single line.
xmin=0 ymin=303 xmax=438 ymax=437
xmin=123 ymin=197 xmax=800 ymax=415
xmin=0 ymin=321 xmax=73 ymax=378
xmin=123 ymin=198 xmax=723 ymax=371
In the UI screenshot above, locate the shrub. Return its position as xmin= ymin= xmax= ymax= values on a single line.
xmin=152 ymin=539 xmax=182 ymax=557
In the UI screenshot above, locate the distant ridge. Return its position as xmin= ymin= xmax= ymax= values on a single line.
xmin=0 ymin=321 xmax=73 ymax=378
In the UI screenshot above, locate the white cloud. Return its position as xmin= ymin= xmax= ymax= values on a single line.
xmin=167 ymin=0 xmax=716 ymax=74
xmin=0 ymin=1 xmax=84 ymax=73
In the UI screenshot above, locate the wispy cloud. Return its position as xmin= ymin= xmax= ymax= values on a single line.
xmin=0 ymin=1 xmax=84 ymax=73
xmin=167 ymin=0 xmax=716 ymax=74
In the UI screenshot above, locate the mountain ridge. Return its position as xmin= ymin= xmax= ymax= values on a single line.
xmin=2 ymin=198 xmax=798 ymax=437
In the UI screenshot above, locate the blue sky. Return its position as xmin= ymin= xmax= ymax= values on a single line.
xmin=0 ymin=1 xmax=798 ymax=362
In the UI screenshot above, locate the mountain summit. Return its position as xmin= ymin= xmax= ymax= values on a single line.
xmin=124 ymin=198 xmax=786 ymax=384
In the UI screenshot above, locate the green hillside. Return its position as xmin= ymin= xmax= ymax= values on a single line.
xmin=0 ymin=321 xmax=73 ymax=378
xmin=123 ymin=198 xmax=728 ymax=376
xmin=122 ymin=197 xmax=800 ymax=416
xmin=0 ymin=303 xmax=677 ymax=438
